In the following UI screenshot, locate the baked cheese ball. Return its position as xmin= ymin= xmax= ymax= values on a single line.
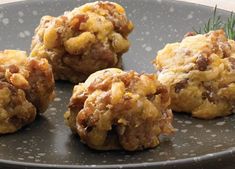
xmin=154 ymin=30 xmax=235 ymax=119
xmin=64 ymin=68 xmax=174 ymax=151
xmin=30 ymin=1 xmax=134 ymax=83
xmin=0 ymin=50 xmax=55 ymax=134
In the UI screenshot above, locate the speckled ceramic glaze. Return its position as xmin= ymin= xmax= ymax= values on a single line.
xmin=0 ymin=0 xmax=235 ymax=169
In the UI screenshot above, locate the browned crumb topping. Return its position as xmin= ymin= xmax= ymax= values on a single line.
xmin=31 ymin=1 xmax=134 ymax=83
xmin=65 ymin=68 xmax=174 ymax=151
xmin=0 ymin=50 xmax=55 ymax=134
xmin=154 ymin=30 xmax=235 ymax=119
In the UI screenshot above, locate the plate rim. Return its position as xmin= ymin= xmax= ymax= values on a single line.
xmin=0 ymin=147 xmax=234 ymax=168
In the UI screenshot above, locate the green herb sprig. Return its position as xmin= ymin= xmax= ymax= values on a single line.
xmin=224 ymin=12 xmax=235 ymax=40
xmin=194 ymin=5 xmax=235 ymax=40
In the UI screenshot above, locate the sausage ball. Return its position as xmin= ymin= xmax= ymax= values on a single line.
xmin=64 ymin=68 xmax=174 ymax=151
xmin=30 ymin=1 xmax=134 ymax=83
xmin=154 ymin=30 xmax=235 ymax=119
xmin=0 ymin=50 xmax=55 ymax=134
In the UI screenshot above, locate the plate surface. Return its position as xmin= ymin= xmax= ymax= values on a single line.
xmin=0 ymin=0 xmax=235 ymax=169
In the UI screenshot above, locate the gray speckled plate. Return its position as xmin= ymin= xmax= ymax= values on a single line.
xmin=0 ymin=0 xmax=235 ymax=169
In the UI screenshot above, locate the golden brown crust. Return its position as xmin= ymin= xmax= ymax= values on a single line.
xmin=25 ymin=58 xmax=55 ymax=113
xmin=0 ymin=50 xmax=55 ymax=134
xmin=154 ymin=30 xmax=235 ymax=119
xmin=65 ymin=68 xmax=174 ymax=151
xmin=0 ymin=82 xmax=36 ymax=134
xmin=30 ymin=1 xmax=134 ymax=83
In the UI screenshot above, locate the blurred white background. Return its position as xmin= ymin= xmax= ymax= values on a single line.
xmin=0 ymin=0 xmax=234 ymax=11
xmin=177 ymin=0 xmax=234 ymax=11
